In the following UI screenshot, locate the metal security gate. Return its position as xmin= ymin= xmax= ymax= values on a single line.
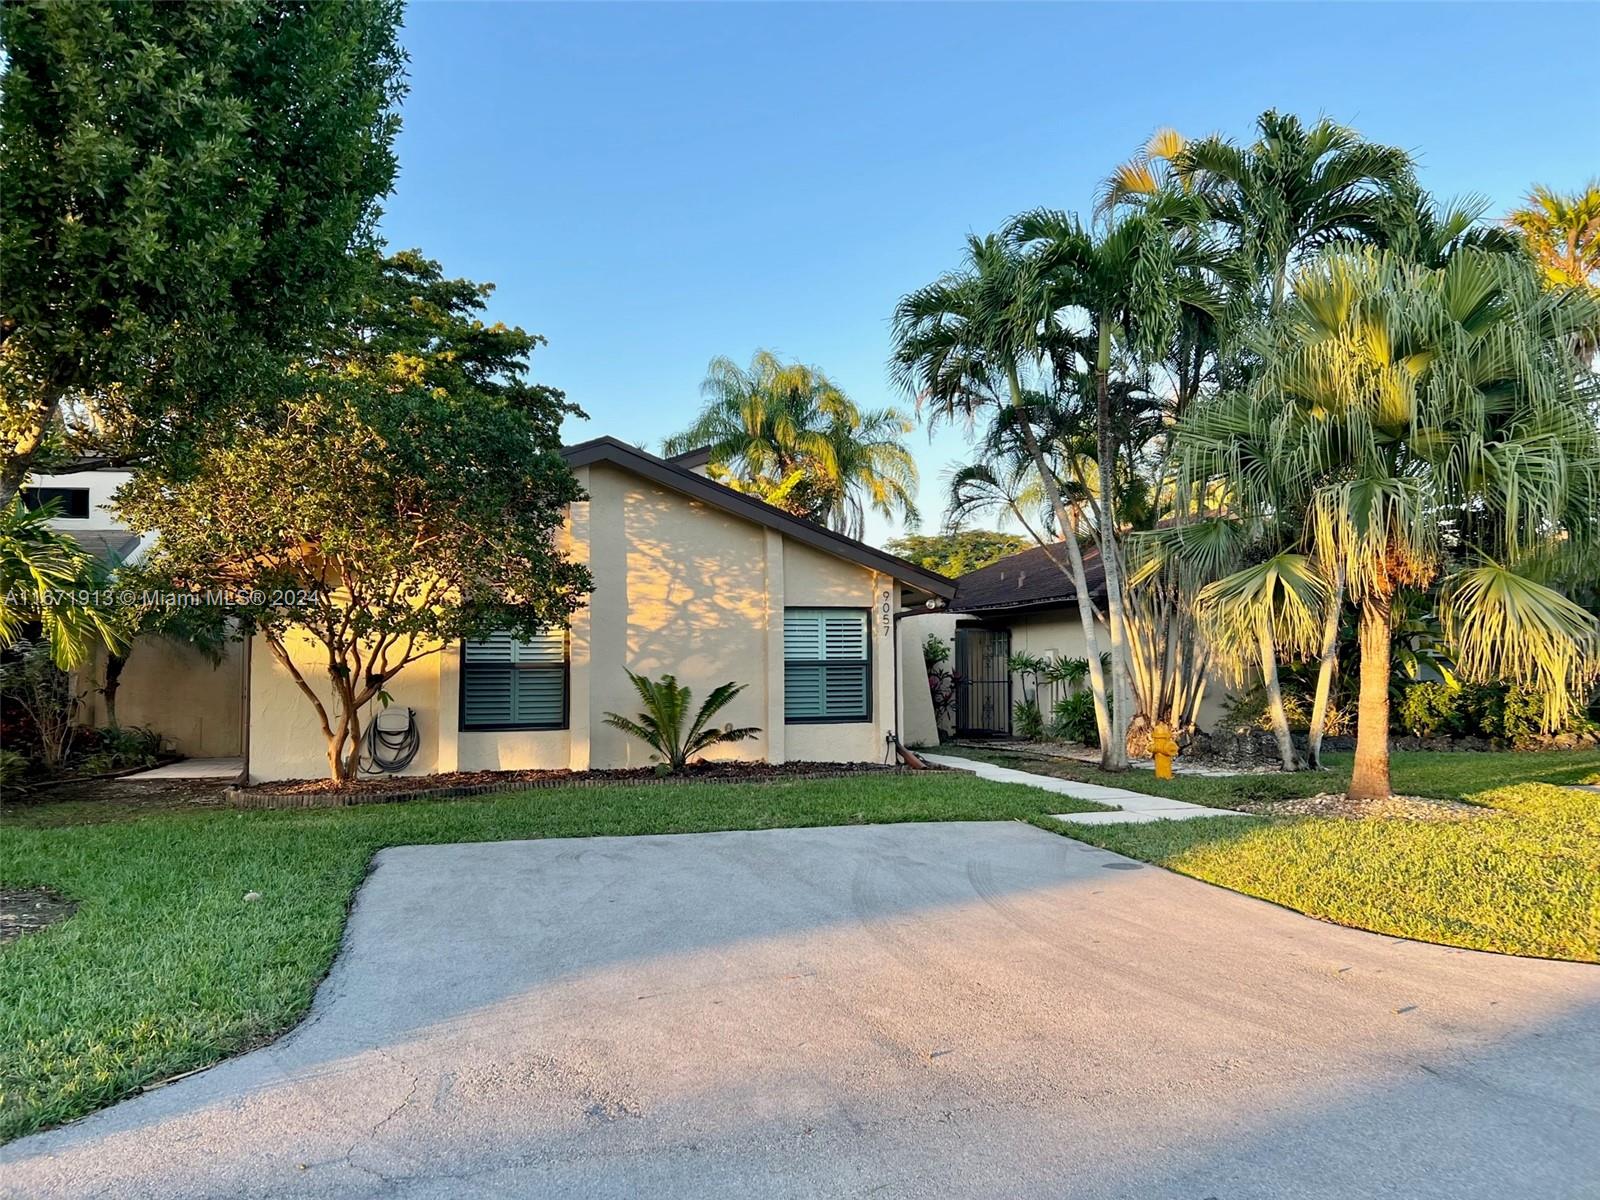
xmin=955 ymin=627 xmax=1011 ymax=737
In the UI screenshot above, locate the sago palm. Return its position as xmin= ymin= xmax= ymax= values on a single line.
xmin=602 ymin=671 xmax=761 ymax=773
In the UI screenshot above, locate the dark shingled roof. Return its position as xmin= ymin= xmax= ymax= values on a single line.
xmin=951 ymin=542 xmax=1105 ymax=614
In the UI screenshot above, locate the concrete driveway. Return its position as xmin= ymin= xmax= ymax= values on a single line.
xmin=4 ymin=822 xmax=1597 ymax=1199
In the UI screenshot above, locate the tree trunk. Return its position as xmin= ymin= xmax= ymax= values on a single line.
xmin=102 ymin=651 xmax=128 ymax=728
xmin=1094 ymin=324 xmax=1131 ymax=770
xmin=1306 ymin=564 xmax=1345 ymax=769
xmin=1347 ymin=593 xmax=1394 ymax=801
xmin=1006 ymin=367 xmax=1113 ymax=754
xmin=1256 ymin=609 xmax=1301 ymax=771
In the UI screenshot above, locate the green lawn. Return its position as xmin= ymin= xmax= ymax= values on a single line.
xmin=935 ymin=743 xmax=1600 ymax=803
xmin=0 ymin=772 xmax=1097 ymax=1142
xmin=936 ymin=745 xmax=1600 ymax=967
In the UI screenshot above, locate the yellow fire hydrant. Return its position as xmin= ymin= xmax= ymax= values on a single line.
xmin=1150 ymin=721 xmax=1179 ymax=780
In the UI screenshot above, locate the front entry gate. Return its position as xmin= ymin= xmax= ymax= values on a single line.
xmin=955 ymin=627 xmax=1011 ymax=737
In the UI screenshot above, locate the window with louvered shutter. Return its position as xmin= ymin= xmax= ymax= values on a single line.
xmin=783 ymin=608 xmax=870 ymax=722
xmin=460 ymin=630 xmax=568 ymax=730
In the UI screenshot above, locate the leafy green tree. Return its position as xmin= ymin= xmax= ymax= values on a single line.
xmin=884 ymin=530 xmax=1030 ymax=577
xmin=0 ymin=0 xmax=406 ymax=499
xmin=0 ymin=0 xmax=405 ymax=668
xmin=664 ymin=351 xmax=918 ymax=537
xmin=602 ymin=671 xmax=760 ymax=773
xmin=119 ymin=254 xmax=591 ymax=784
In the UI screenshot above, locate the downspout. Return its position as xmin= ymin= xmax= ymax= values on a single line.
xmin=891 ymin=598 xmax=944 ymax=768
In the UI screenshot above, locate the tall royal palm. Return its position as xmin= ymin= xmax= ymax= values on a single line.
xmin=1185 ymin=248 xmax=1600 ymax=799
xmin=890 ymin=235 xmax=1119 ymax=760
xmin=1006 ymin=197 xmax=1224 ymax=763
xmin=1173 ymin=109 xmax=1415 ymax=310
xmin=664 ymin=350 xmax=918 ymax=538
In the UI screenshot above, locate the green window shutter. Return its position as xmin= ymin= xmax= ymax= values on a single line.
xmin=783 ymin=608 xmax=869 ymax=722
xmin=462 ymin=630 xmax=567 ymax=729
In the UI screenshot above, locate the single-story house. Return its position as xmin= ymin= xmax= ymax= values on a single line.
xmin=902 ymin=541 xmax=1232 ymax=738
xmin=26 ymin=439 xmax=956 ymax=781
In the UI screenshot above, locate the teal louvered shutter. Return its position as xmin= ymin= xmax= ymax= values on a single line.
xmin=462 ymin=630 xmax=568 ymax=729
xmin=783 ymin=609 xmax=869 ymax=722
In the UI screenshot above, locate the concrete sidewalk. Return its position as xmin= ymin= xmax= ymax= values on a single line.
xmin=921 ymin=751 xmax=1245 ymax=825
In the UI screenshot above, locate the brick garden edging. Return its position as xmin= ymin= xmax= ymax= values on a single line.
xmin=224 ymin=766 xmax=923 ymax=810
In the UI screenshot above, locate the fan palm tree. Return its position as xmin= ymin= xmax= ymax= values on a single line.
xmin=1173 ymin=110 xmax=1415 ymax=310
xmin=664 ymin=351 xmax=918 ymax=537
xmin=1507 ymin=181 xmax=1600 ymax=293
xmin=1182 ymin=247 xmax=1600 ymax=800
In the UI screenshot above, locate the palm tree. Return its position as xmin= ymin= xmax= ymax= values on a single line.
xmin=890 ymin=235 xmax=1119 ymax=762
xmin=1182 ymin=247 xmax=1600 ymax=800
xmin=1005 ymin=196 xmax=1225 ymax=764
xmin=0 ymin=496 xmax=125 ymax=668
xmin=664 ymin=351 xmax=919 ymax=537
xmin=603 ymin=671 xmax=760 ymax=773
xmin=1507 ymin=181 xmax=1600 ymax=293
xmin=1173 ymin=109 xmax=1415 ymax=310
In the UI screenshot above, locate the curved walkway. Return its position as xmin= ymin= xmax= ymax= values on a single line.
xmin=921 ymin=751 xmax=1244 ymax=823
xmin=4 ymin=821 xmax=1596 ymax=1199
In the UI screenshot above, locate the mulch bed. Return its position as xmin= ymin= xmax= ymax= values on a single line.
xmin=0 ymin=886 xmax=78 ymax=944
xmin=227 ymin=760 xmax=931 ymax=809
xmin=1235 ymin=792 xmax=1491 ymax=822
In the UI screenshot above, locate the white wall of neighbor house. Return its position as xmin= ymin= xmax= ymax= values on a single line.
xmin=239 ymin=461 xmax=912 ymax=781
xmin=28 ymin=468 xmax=134 ymax=529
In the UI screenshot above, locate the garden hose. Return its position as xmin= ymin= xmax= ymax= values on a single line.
xmin=362 ymin=707 xmax=421 ymax=774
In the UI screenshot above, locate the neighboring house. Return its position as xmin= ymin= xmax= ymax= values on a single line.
xmin=34 ymin=439 xmax=956 ymax=781
xmin=20 ymin=467 xmax=248 ymax=759
xmin=903 ymin=541 xmax=1232 ymax=739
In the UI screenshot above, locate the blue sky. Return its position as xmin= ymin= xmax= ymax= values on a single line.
xmin=381 ymin=2 xmax=1599 ymax=547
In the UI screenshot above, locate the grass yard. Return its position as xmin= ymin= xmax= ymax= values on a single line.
xmin=935 ymin=743 xmax=1600 ymax=805
xmin=938 ymin=745 xmax=1600 ymax=967
xmin=0 ymin=771 xmax=1097 ymax=1142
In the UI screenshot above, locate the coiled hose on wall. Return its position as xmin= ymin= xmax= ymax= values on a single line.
xmin=362 ymin=707 xmax=421 ymax=773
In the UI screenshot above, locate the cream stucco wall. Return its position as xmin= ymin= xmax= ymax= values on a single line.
xmin=82 ymin=637 xmax=245 ymax=757
xmin=241 ymin=461 xmax=915 ymax=781
xmin=901 ymin=607 xmax=1235 ymax=740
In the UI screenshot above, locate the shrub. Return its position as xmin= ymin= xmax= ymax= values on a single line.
xmin=922 ymin=634 xmax=951 ymax=669
xmin=0 ymin=747 xmax=28 ymax=788
xmin=75 ymin=725 xmax=163 ymax=775
xmin=1050 ymin=690 xmax=1100 ymax=745
xmin=1395 ymin=681 xmax=1467 ymax=738
xmin=1012 ymin=697 xmax=1044 ymax=740
xmin=0 ymin=640 xmax=85 ymax=771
